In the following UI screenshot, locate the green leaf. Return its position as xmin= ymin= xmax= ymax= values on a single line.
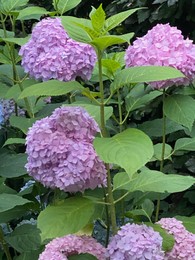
xmin=0 ymin=0 xmax=28 ymax=14
xmin=14 ymin=250 xmax=42 ymax=260
xmin=0 ymin=83 xmax=9 ymax=98
xmin=53 ymin=0 xmax=81 ymax=15
xmin=0 ymin=194 xmax=30 ymax=213
xmin=126 ymin=199 xmax=154 ymax=221
xmin=5 ymin=224 xmax=41 ymax=253
xmin=138 ymin=118 xmax=184 ymax=137
xmin=17 ymin=6 xmax=50 ymax=20
xmin=91 ymin=33 xmax=134 ymax=51
xmin=111 ymin=66 xmax=185 ymax=93
xmin=104 ymin=8 xmax=141 ymax=32
xmin=125 ymin=90 xmax=162 ymax=112
xmin=18 ymin=80 xmax=84 ymax=99
xmin=151 ymin=143 xmax=172 ymax=161
xmin=164 ymin=94 xmax=195 ymax=131
xmin=174 ymin=137 xmax=195 ymax=151
xmin=10 ymin=116 xmax=37 ymax=134
xmin=0 ymin=151 xmax=27 ymax=178
xmin=90 ymin=4 xmax=106 ymax=33
xmin=93 ymin=128 xmax=153 ymax=177
xmin=61 ymin=16 xmax=92 ymax=43
xmin=37 ymin=197 xmax=95 ymax=241
xmin=2 ymin=37 xmax=30 ymax=45
xmin=146 ymin=223 xmax=175 ymax=252
xmin=175 ymin=216 xmax=195 ymax=233
xmin=102 ymin=59 xmax=121 ymax=75
xmin=113 ymin=170 xmax=195 ymax=193
xmin=3 ymin=138 xmax=25 ymax=147
xmin=68 ymin=254 xmax=98 ymax=260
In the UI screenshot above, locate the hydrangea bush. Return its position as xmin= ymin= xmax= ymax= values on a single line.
xmin=0 ymin=1 xmax=195 ymax=260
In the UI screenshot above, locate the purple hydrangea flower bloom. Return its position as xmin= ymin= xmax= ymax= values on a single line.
xmin=38 ymin=235 xmax=107 ymax=260
xmin=25 ymin=106 xmax=107 ymax=193
xmin=19 ymin=18 xmax=96 ymax=81
xmin=125 ymin=23 xmax=195 ymax=89
xmin=0 ymin=99 xmax=25 ymax=125
xmin=107 ymin=223 xmax=165 ymax=260
xmin=157 ymin=217 xmax=195 ymax=259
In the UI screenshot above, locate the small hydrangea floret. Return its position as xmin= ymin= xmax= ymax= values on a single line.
xmin=107 ymin=223 xmax=165 ymax=259
xmin=25 ymin=106 xmax=107 ymax=193
xmin=19 ymin=18 xmax=96 ymax=81
xmin=38 ymin=235 xmax=107 ymax=260
xmin=125 ymin=23 xmax=195 ymax=89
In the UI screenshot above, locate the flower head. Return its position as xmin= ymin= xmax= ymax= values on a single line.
xmin=125 ymin=23 xmax=195 ymax=89
xmin=157 ymin=217 xmax=195 ymax=259
xmin=107 ymin=223 xmax=165 ymax=260
xmin=38 ymin=235 xmax=107 ymax=260
xmin=19 ymin=18 xmax=96 ymax=81
xmin=25 ymin=106 xmax=106 ymax=193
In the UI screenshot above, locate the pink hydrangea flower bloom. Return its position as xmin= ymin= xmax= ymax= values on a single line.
xmin=157 ymin=217 xmax=195 ymax=260
xmin=38 ymin=235 xmax=107 ymax=260
xmin=125 ymin=23 xmax=195 ymax=89
xmin=107 ymin=223 xmax=165 ymax=260
xmin=19 ymin=18 xmax=96 ymax=81
xmin=25 ymin=106 xmax=107 ymax=193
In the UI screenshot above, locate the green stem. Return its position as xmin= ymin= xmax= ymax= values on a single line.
xmin=0 ymin=226 xmax=12 ymax=260
xmin=155 ymin=89 xmax=166 ymax=222
xmin=97 ymin=49 xmax=117 ymax=235
xmin=117 ymin=90 xmax=123 ymax=133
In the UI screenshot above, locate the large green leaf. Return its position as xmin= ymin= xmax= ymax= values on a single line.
xmin=113 ymin=170 xmax=195 ymax=193
xmin=90 ymin=4 xmax=105 ymax=33
xmin=91 ymin=33 xmax=134 ymax=51
xmin=18 ymin=80 xmax=84 ymax=99
xmin=17 ymin=6 xmax=50 ymax=20
xmin=93 ymin=128 xmax=153 ymax=177
xmin=175 ymin=216 xmax=195 ymax=233
xmin=0 ymin=151 xmax=27 ymax=178
xmin=10 ymin=116 xmax=37 ymax=134
xmin=1 ymin=37 xmax=30 ymax=46
xmin=0 ymin=0 xmax=28 ymax=13
xmin=53 ymin=0 xmax=81 ymax=15
xmin=37 ymin=197 xmax=95 ymax=241
xmin=15 ymin=250 xmax=42 ymax=260
xmin=0 ymin=194 xmax=30 ymax=213
xmin=61 ymin=16 xmax=92 ymax=43
xmin=5 ymin=224 xmax=41 ymax=253
xmin=3 ymin=138 xmax=25 ymax=147
xmin=125 ymin=90 xmax=162 ymax=112
xmin=151 ymin=143 xmax=172 ymax=161
xmin=164 ymin=94 xmax=195 ymax=131
xmin=111 ymin=66 xmax=185 ymax=93
xmin=174 ymin=137 xmax=195 ymax=152
xmin=138 ymin=118 xmax=184 ymax=137
xmin=104 ymin=8 xmax=141 ymax=32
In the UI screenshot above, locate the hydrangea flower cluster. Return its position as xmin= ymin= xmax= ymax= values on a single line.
xmin=38 ymin=235 xmax=107 ymax=260
xmin=157 ymin=217 xmax=195 ymax=259
xmin=0 ymin=99 xmax=25 ymax=126
xmin=107 ymin=223 xmax=165 ymax=259
xmin=19 ymin=18 xmax=96 ymax=82
xmin=25 ymin=106 xmax=107 ymax=193
xmin=125 ymin=23 xmax=195 ymax=89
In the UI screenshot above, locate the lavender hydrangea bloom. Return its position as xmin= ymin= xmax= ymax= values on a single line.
xmin=19 ymin=18 xmax=96 ymax=82
xmin=0 ymin=99 xmax=25 ymax=125
xmin=125 ymin=23 xmax=195 ymax=89
xmin=107 ymin=223 xmax=165 ymax=260
xmin=38 ymin=235 xmax=107 ymax=260
xmin=157 ymin=217 xmax=195 ymax=260
xmin=0 ymin=104 xmax=3 ymax=127
xmin=25 ymin=106 xmax=107 ymax=193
